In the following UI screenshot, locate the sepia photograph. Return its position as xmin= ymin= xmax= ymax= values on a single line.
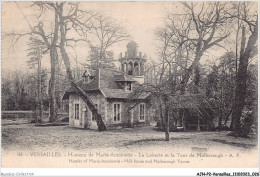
xmin=1 ymin=0 xmax=258 ymax=173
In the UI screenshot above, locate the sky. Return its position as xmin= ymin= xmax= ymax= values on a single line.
xmin=2 ymin=1 xmax=257 ymax=75
xmin=2 ymin=1 xmax=172 ymax=74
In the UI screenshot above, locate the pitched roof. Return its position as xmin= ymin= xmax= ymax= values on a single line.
xmin=99 ymin=69 xmax=125 ymax=89
xmin=62 ymin=68 xmax=149 ymax=100
xmin=62 ymin=78 xmax=99 ymax=100
xmin=114 ymin=75 xmax=136 ymax=82
xmin=101 ymin=88 xmax=150 ymax=99
xmin=169 ymin=94 xmax=211 ymax=109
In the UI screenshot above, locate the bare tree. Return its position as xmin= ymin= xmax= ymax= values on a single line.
xmin=154 ymin=29 xmax=176 ymax=140
xmin=155 ymin=2 xmax=233 ymax=132
xmin=143 ymin=26 xmax=183 ymax=140
xmin=229 ymin=2 xmax=258 ymax=135
xmin=56 ymin=2 xmax=107 ymax=131
xmin=4 ymin=2 xmax=60 ymax=122
xmin=6 ymin=2 xmax=130 ymax=130
xmin=26 ymin=37 xmax=46 ymax=123
xmin=88 ymin=14 xmax=130 ymax=68
xmin=178 ymin=2 xmax=231 ymax=94
xmin=155 ymin=10 xmax=195 ymax=133
xmin=4 ymin=2 xmax=108 ymax=129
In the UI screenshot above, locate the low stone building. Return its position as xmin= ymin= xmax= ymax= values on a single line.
xmin=62 ymin=42 xmax=151 ymax=129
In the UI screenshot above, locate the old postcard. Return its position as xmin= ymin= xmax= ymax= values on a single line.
xmin=1 ymin=0 xmax=258 ymax=173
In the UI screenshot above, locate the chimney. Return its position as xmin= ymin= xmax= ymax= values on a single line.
xmin=125 ymin=51 xmax=127 ymax=58
xmin=120 ymin=52 xmax=122 ymax=58
xmin=82 ymin=71 xmax=89 ymax=83
xmin=139 ymin=52 xmax=142 ymax=57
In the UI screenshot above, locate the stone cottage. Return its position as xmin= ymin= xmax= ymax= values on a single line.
xmin=62 ymin=42 xmax=151 ymax=129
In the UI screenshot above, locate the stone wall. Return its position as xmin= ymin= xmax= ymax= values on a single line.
xmin=131 ymin=102 xmax=150 ymax=125
xmin=69 ymin=93 xmax=150 ymax=129
xmin=106 ymin=100 xmax=150 ymax=128
xmin=106 ymin=101 xmax=128 ymax=126
xmin=69 ymin=92 xmax=106 ymax=129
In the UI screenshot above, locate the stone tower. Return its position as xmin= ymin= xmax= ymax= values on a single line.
xmin=119 ymin=41 xmax=146 ymax=84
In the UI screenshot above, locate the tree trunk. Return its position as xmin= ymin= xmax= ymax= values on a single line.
xmin=58 ymin=5 xmax=106 ymax=131
xmin=60 ymin=46 xmax=106 ymax=131
xmin=159 ymin=102 xmax=164 ymax=130
xmin=179 ymin=109 xmax=186 ymax=131
xmin=197 ymin=116 xmax=201 ymax=131
xmin=179 ymin=52 xmax=203 ymax=130
xmin=48 ymin=4 xmax=60 ymax=123
xmin=164 ymin=98 xmax=170 ymax=141
xmin=182 ymin=109 xmax=186 ymax=131
xmin=218 ymin=115 xmax=222 ymax=128
xmin=206 ymin=118 xmax=209 ymax=131
xmin=48 ymin=49 xmax=57 ymax=122
xmin=37 ymin=50 xmax=43 ymax=123
xmin=233 ymin=23 xmax=258 ymax=134
xmin=180 ymin=50 xmax=203 ymax=95
xmin=224 ymin=109 xmax=232 ymax=126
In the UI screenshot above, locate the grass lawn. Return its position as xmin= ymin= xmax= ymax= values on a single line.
xmin=2 ymin=120 xmax=258 ymax=167
xmin=2 ymin=121 xmax=257 ymax=152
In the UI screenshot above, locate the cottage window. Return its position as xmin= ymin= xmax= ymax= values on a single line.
xmin=75 ymin=103 xmax=79 ymax=120
xmin=139 ymin=103 xmax=145 ymax=121
xmin=113 ymin=103 xmax=121 ymax=122
xmin=126 ymin=83 xmax=132 ymax=91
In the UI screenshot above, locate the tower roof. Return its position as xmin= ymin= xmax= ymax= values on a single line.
xmin=127 ymin=41 xmax=138 ymax=48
